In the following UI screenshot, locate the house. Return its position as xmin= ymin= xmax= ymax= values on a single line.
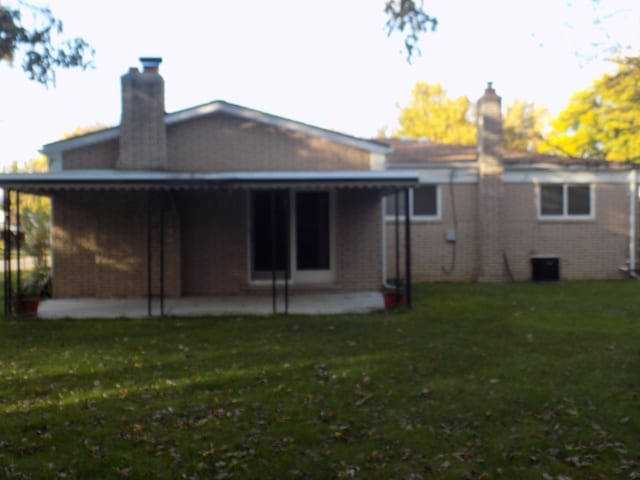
xmin=0 ymin=58 xmax=418 ymax=316
xmin=383 ymin=83 xmax=638 ymax=283
xmin=1 ymin=59 xmax=636 ymax=317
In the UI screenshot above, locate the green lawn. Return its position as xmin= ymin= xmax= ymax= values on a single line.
xmin=0 ymin=281 xmax=639 ymax=479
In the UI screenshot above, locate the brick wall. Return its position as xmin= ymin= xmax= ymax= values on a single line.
xmin=51 ymin=187 xmax=386 ymax=298
xmin=504 ymin=183 xmax=629 ymax=280
xmin=387 ymin=181 xmax=631 ymax=283
xmin=167 ymin=113 xmax=371 ymax=172
xmin=385 ymin=184 xmax=479 ymax=282
xmin=62 ymin=139 xmax=118 ymax=170
xmin=179 ymin=190 xmax=248 ymax=295
xmin=477 ymin=167 xmax=506 ymax=281
xmin=335 ymin=189 xmax=382 ymax=290
xmin=52 ymin=192 xmax=97 ymax=297
xmin=52 ymin=191 xmax=181 ymax=298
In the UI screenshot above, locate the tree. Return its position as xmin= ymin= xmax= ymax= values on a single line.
xmin=393 ymin=82 xmax=548 ymax=152
xmin=394 ymin=82 xmax=476 ymax=144
xmin=0 ymin=2 xmax=93 ymax=86
xmin=5 ymin=155 xmax=50 ymax=271
xmin=503 ymin=99 xmax=548 ymax=152
xmin=542 ymin=56 xmax=640 ymax=161
xmin=2 ymin=125 xmax=104 ymax=270
xmin=384 ymin=0 xmax=437 ymax=62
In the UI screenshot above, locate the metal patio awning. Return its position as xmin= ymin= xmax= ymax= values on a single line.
xmin=0 ymin=169 xmax=420 ymax=192
xmin=1 ymin=169 xmax=417 ymax=317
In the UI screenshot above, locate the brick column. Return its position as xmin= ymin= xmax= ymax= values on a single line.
xmin=477 ymin=83 xmax=506 ymax=282
xmin=118 ymin=58 xmax=168 ymax=170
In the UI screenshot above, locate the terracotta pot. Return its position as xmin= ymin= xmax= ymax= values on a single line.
xmin=13 ymin=297 xmax=40 ymax=316
xmin=383 ymin=291 xmax=405 ymax=309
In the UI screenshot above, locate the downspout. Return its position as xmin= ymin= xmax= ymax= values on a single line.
xmin=381 ymin=192 xmax=391 ymax=288
xmin=629 ymin=168 xmax=638 ymax=279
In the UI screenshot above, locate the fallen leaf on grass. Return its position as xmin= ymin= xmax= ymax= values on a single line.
xmin=355 ymin=394 xmax=372 ymax=407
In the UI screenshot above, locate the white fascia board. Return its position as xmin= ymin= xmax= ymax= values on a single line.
xmin=166 ymin=101 xmax=393 ymax=155
xmin=417 ymin=168 xmax=478 ymax=184
xmin=47 ymin=151 xmax=63 ymax=172
xmin=369 ymin=153 xmax=386 ymax=171
xmin=385 ymin=163 xmax=478 ymax=184
xmin=41 ymin=128 xmax=120 ymax=155
xmin=504 ymin=168 xmax=633 ymax=184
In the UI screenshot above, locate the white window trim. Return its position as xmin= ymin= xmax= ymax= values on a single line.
xmin=384 ymin=185 xmax=441 ymax=222
xmin=537 ymin=183 xmax=595 ymax=221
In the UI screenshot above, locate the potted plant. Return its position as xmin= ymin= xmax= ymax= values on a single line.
xmin=383 ymin=278 xmax=405 ymax=309
xmin=14 ymin=269 xmax=52 ymax=316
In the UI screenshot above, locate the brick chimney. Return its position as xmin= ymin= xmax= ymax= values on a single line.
xmin=477 ymin=82 xmax=506 ymax=282
xmin=118 ymin=57 xmax=167 ymax=170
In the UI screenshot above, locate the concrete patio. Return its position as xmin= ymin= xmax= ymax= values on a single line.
xmin=37 ymin=291 xmax=385 ymax=319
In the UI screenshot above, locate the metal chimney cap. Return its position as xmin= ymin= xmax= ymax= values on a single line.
xmin=140 ymin=57 xmax=163 ymax=69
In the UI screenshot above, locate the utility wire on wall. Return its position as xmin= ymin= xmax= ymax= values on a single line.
xmin=442 ymin=169 xmax=458 ymax=274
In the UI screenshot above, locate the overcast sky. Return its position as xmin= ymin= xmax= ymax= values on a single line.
xmin=0 ymin=0 xmax=638 ymax=168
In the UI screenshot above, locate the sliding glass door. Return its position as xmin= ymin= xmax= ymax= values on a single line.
xmin=250 ymin=190 xmax=334 ymax=283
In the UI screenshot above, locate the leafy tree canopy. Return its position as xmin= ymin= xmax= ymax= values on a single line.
xmin=503 ymin=99 xmax=548 ymax=152
xmin=4 ymin=155 xmax=50 ymax=270
xmin=2 ymin=125 xmax=103 ymax=269
xmin=393 ymin=82 xmax=547 ymax=151
xmin=542 ymin=56 xmax=640 ymax=161
xmin=384 ymin=0 xmax=437 ymax=62
xmin=0 ymin=2 xmax=93 ymax=86
xmin=394 ymin=82 xmax=476 ymax=144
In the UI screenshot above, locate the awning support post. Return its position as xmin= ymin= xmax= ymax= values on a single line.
xmin=3 ymin=189 xmax=11 ymax=316
xmin=16 ymin=191 xmax=21 ymax=301
xmin=284 ymin=190 xmax=290 ymax=314
xmin=159 ymin=192 xmax=165 ymax=317
xmin=404 ymin=187 xmax=412 ymax=309
xmin=147 ymin=191 xmax=152 ymax=316
xmin=394 ymin=188 xmax=401 ymax=304
xmin=270 ymin=191 xmax=277 ymax=314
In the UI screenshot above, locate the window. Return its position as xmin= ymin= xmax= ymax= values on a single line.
xmin=539 ymin=184 xmax=593 ymax=219
xmin=385 ymin=185 xmax=439 ymax=220
xmin=413 ymin=185 xmax=438 ymax=217
xmin=385 ymin=190 xmax=407 ymax=217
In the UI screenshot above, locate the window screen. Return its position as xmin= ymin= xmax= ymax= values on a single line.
xmin=413 ymin=185 xmax=437 ymax=216
xmin=540 ymin=185 xmax=564 ymax=215
xmin=567 ymin=185 xmax=591 ymax=215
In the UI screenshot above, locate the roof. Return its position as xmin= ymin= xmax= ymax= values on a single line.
xmin=383 ymin=139 xmax=477 ymax=164
xmin=42 ymin=101 xmax=392 ymax=156
xmin=382 ymin=138 xmax=626 ymax=168
xmin=0 ymin=170 xmax=420 ymax=192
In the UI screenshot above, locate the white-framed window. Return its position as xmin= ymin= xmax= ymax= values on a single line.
xmin=385 ymin=185 xmax=440 ymax=221
xmin=538 ymin=183 xmax=594 ymax=219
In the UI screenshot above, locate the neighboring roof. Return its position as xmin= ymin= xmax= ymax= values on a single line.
xmin=0 ymin=170 xmax=420 ymax=192
xmin=383 ymin=139 xmax=476 ymax=164
xmin=382 ymin=138 xmax=627 ymax=169
xmin=42 ymin=101 xmax=392 ymax=156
